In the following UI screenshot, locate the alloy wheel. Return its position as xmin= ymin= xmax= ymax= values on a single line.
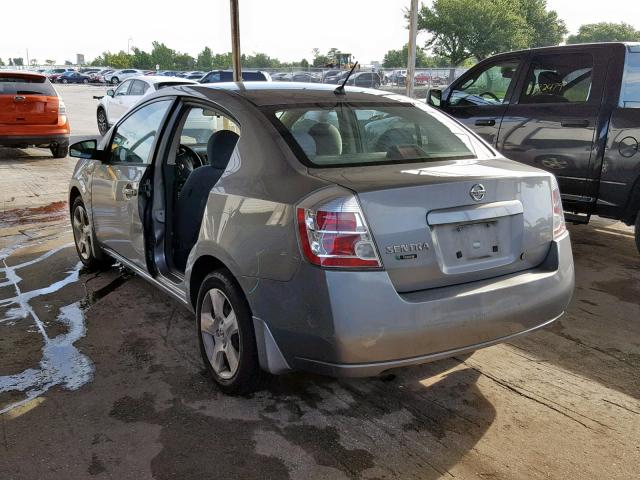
xmin=97 ymin=109 xmax=108 ymax=135
xmin=72 ymin=204 xmax=92 ymax=261
xmin=200 ymin=288 xmax=241 ymax=380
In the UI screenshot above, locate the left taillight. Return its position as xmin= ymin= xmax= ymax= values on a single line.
xmin=551 ymin=176 xmax=567 ymax=239
xmin=296 ymin=195 xmax=381 ymax=268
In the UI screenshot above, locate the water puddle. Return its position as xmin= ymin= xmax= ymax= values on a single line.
xmin=0 ymin=243 xmax=92 ymax=414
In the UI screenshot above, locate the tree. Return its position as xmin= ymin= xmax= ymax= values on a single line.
xmin=45 ymin=59 xmax=55 ymax=65
xmin=150 ymin=42 xmax=175 ymax=70
xmin=173 ymin=52 xmax=196 ymax=70
xmin=382 ymin=44 xmax=448 ymax=68
xmin=196 ymin=47 xmax=214 ymax=70
xmin=12 ymin=57 xmax=24 ymax=66
xmin=567 ymin=22 xmax=640 ymax=44
xmin=30 ymin=59 xmax=38 ymax=66
xmin=0 ymin=58 xmax=4 ymax=66
xmin=300 ymin=58 xmax=309 ymax=68
xmin=416 ymin=0 xmax=565 ymax=64
xmin=131 ymin=47 xmax=154 ymax=69
xmin=516 ymin=0 xmax=566 ymax=47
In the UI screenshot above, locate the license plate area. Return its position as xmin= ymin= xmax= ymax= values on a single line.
xmin=431 ymin=215 xmax=521 ymax=275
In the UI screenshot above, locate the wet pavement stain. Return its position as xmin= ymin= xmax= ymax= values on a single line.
xmin=0 ymin=201 xmax=68 ymax=228
xmin=592 ymin=278 xmax=640 ymax=304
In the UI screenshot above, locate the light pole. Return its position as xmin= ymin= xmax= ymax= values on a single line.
xmin=230 ymin=0 xmax=241 ymax=82
xmin=127 ymin=37 xmax=133 ymax=55
xmin=406 ymin=0 xmax=419 ymax=98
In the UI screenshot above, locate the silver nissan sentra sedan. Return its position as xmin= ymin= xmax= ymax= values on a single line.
xmin=67 ymin=82 xmax=574 ymax=394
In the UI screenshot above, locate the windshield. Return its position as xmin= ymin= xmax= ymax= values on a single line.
xmin=267 ymin=102 xmax=478 ymax=167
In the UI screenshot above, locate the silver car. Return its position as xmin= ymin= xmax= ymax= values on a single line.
xmin=67 ymin=83 xmax=574 ymax=394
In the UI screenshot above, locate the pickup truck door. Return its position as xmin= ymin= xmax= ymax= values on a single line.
xmin=440 ymin=54 xmax=526 ymax=145
xmin=496 ymin=48 xmax=608 ymax=210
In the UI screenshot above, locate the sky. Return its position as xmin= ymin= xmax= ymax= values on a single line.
xmin=1 ymin=0 xmax=639 ymax=65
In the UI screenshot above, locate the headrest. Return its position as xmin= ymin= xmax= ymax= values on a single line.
xmin=207 ymin=130 xmax=239 ymax=169
xmin=307 ymin=122 xmax=342 ymax=156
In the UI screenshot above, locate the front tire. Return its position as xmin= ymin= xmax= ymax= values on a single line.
xmin=83 ymin=78 xmax=88 ymax=84
xmin=111 ymin=77 xmax=119 ymax=85
xmin=197 ymin=271 xmax=261 ymax=395
xmin=61 ymin=78 xmax=68 ymax=84
xmin=71 ymin=197 xmax=108 ymax=270
xmin=97 ymin=108 xmax=109 ymax=136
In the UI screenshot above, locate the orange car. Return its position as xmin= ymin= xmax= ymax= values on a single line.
xmin=0 ymin=71 xmax=70 ymax=157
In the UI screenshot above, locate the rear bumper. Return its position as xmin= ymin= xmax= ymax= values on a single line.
xmin=249 ymin=233 xmax=574 ymax=377
xmin=0 ymin=133 xmax=69 ymax=147
xmin=0 ymin=116 xmax=70 ymax=147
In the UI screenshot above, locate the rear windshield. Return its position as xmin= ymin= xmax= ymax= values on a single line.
xmin=267 ymin=102 xmax=478 ymax=167
xmin=0 ymin=75 xmax=56 ymax=96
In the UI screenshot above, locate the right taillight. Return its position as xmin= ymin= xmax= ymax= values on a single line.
xmin=296 ymin=195 xmax=381 ymax=268
xmin=551 ymin=176 xmax=566 ymax=239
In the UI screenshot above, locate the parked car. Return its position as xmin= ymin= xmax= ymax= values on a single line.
xmin=180 ymin=71 xmax=205 ymax=80
xmin=103 ymin=69 xmax=143 ymax=85
xmin=68 ymin=82 xmax=574 ymax=394
xmin=415 ymin=71 xmax=431 ymax=86
xmin=345 ymin=71 xmax=381 ymax=89
xmin=199 ymin=70 xmax=271 ymax=83
xmin=290 ymin=72 xmax=321 ymax=83
xmin=271 ymin=72 xmax=292 ymax=81
xmin=57 ymin=71 xmax=90 ymax=84
xmin=324 ymin=71 xmax=348 ymax=85
xmin=0 ymin=71 xmax=70 ymax=157
xmin=322 ymin=69 xmax=343 ymax=82
xmin=94 ymin=69 xmax=114 ymax=83
xmin=45 ymin=68 xmax=73 ymax=82
xmin=95 ymin=76 xmax=197 ymax=135
xmin=427 ymin=42 xmax=640 ymax=252
xmin=386 ymin=69 xmax=407 ymax=86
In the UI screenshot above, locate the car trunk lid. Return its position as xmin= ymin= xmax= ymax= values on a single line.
xmin=309 ymin=158 xmax=554 ymax=292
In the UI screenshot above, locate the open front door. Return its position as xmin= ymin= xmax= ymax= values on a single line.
xmin=91 ymin=99 xmax=173 ymax=271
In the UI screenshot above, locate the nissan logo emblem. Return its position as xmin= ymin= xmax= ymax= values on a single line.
xmin=470 ymin=184 xmax=486 ymax=201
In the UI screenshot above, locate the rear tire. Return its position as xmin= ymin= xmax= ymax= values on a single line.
xmin=50 ymin=144 xmax=68 ymax=158
xmin=111 ymin=77 xmax=119 ymax=85
xmin=196 ymin=270 xmax=261 ymax=395
xmin=635 ymin=212 xmax=640 ymax=254
xmin=83 ymin=78 xmax=88 ymax=84
xmin=71 ymin=196 xmax=110 ymax=270
xmin=61 ymin=78 xmax=68 ymax=84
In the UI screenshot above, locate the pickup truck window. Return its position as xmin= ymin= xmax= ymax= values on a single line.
xmin=621 ymin=51 xmax=640 ymax=108
xmin=448 ymin=60 xmax=519 ymax=107
xmin=520 ymin=53 xmax=593 ymax=104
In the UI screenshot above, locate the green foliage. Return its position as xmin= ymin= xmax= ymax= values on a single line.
xmin=566 ymin=22 xmax=640 ymax=44
xmin=382 ymin=44 xmax=450 ymax=68
xmin=196 ymin=47 xmax=214 ymax=70
xmin=45 ymin=59 xmax=55 ymax=65
xmin=417 ymin=0 xmax=565 ymax=65
xmin=12 ymin=58 xmax=24 ymax=66
xmin=0 ymin=58 xmax=4 ymax=66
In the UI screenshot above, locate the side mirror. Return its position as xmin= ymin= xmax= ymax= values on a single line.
xmin=106 ymin=89 xmax=114 ymax=97
xmin=69 ymin=139 xmax=99 ymax=159
xmin=426 ymin=88 xmax=442 ymax=107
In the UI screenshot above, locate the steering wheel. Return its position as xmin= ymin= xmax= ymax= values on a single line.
xmin=175 ymin=144 xmax=203 ymax=191
xmin=479 ymin=91 xmax=500 ymax=102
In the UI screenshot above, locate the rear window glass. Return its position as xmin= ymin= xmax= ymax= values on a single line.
xmin=267 ymin=103 xmax=477 ymax=167
xmin=0 ymin=75 xmax=56 ymax=96
xmin=621 ymin=50 xmax=640 ymax=108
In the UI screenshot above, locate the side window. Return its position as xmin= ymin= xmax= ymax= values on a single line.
xmin=129 ymin=80 xmax=147 ymax=96
xmin=519 ymin=53 xmax=593 ymax=104
xmin=449 ymin=60 xmax=520 ymax=107
xmin=115 ymin=80 xmax=131 ymax=96
xmin=180 ymin=106 xmax=240 ymax=147
xmin=204 ymin=72 xmax=221 ymax=83
xmin=621 ymin=50 xmax=640 ymax=107
xmin=109 ymin=100 xmax=172 ymax=164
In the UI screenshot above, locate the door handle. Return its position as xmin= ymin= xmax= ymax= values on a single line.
xmin=561 ymin=119 xmax=589 ymax=128
xmin=475 ymin=119 xmax=496 ymax=127
xmin=122 ymin=184 xmax=137 ymax=199
xmin=14 ymin=95 xmax=25 ymax=102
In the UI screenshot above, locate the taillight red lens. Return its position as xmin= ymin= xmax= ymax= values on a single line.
xmin=551 ymin=178 xmax=567 ymax=239
xmin=297 ymin=203 xmax=381 ymax=268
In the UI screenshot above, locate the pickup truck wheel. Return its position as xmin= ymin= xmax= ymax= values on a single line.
xmin=635 ymin=212 xmax=640 ymax=254
xmin=197 ymin=270 xmax=261 ymax=395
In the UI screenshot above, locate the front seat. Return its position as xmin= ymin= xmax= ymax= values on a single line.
xmin=173 ymin=130 xmax=239 ymax=270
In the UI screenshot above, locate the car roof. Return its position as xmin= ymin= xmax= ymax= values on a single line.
xmin=492 ymin=41 xmax=640 ymax=57
xmin=168 ymin=81 xmax=407 ymax=106
xmin=136 ymin=75 xmax=198 ymax=84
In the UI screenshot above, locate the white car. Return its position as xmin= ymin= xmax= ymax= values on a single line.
xmin=96 ymin=76 xmax=196 ymax=135
xmin=103 ymin=69 xmax=143 ymax=85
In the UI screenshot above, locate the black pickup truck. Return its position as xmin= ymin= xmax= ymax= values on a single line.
xmin=427 ymin=42 xmax=640 ymax=252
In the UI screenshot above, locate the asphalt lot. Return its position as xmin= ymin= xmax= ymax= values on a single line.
xmin=1 ymin=85 xmax=639 ymax=480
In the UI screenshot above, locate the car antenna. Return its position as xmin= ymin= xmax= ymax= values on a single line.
xmin=334 ymin=62 xmax=359 ymax=95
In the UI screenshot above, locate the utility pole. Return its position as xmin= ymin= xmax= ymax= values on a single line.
xmin=230 ymin=0 xmax=242 ymax=82
xmin=127 ymin=37 xmax=133 ymax=55
xmin=406 ymin=0 xmax=419 ymax=98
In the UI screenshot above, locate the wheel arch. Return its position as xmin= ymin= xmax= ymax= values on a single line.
xmin=69 ymin=186 xmax=82 ymax=213
xmin=188 ymin=254 xmax=233 ymax=309
xmin=622 ymin=173 xmax=640 ymax=225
